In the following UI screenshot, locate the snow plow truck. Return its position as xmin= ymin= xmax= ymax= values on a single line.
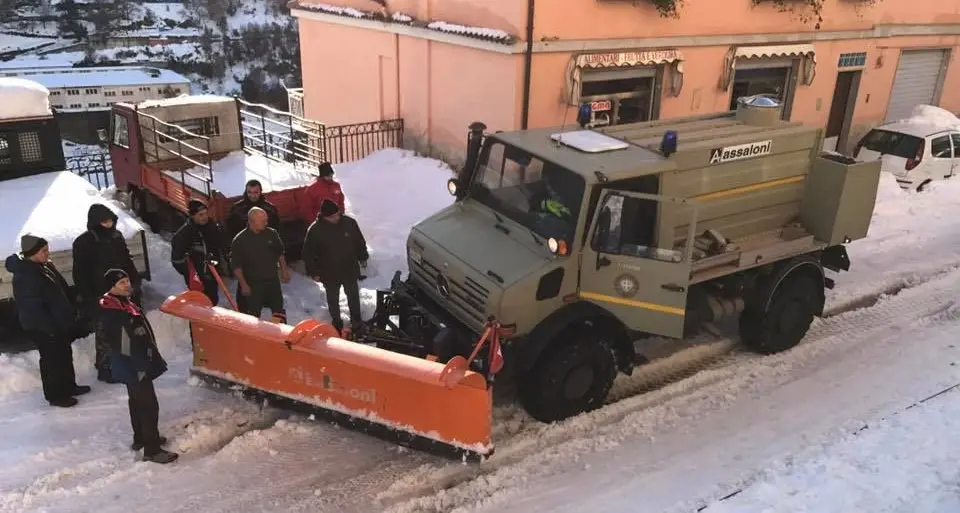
xmin=160 ymin=95 xmax=882 ymax=460
xmin=0 ymin=78 xmax=151 ymax=346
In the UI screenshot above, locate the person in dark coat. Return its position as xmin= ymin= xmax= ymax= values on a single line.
xmin=302 ymin=200 xmax=369 ymax=334
xmin=230 ymin=207 xmax=291 ymax=322
xmin=97 ymin=268 xmax=178 ymax=464
xmin=170 ymin=199 xmax=226 ymax=306
xmin=72 ymin=203 xmax=142 ymax=383
xmin=4 ymin=234 xmax=90 ymax=408
xmin=227 ymin=179 xmax=280 ymax=240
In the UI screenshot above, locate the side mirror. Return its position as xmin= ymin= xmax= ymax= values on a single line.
xmin=97 ymin=128 xmax=108 ymax=143
xmin=447 ymin=178 xmax=466 ymax=200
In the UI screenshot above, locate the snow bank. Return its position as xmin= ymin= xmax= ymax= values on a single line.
xmin=164 ymin=150 xmax=317 ymax=197
xmin=700 ymin=388 xmax=960 ymax=513
xmin=898 ymin=104 xmax=960 ymax=130
xmin=0 ymin=172 xmax=144 ymax=256
xmin=0 ymin=77 xmax=51 ymax=120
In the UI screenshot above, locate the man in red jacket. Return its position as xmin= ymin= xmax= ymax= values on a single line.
xmin=302 ymin=162 xmax=346 ymax=222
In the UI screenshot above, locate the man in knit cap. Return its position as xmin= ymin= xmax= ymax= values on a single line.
xmin=4 ymin=234 xmax=90 ymax=408
xmin=98 ymin=268 xmax=178 ymax=464
xmin=302 ymin=199 xmax=369 ymax=334
xmin=170 ymin=199 xmax=226 ymax=305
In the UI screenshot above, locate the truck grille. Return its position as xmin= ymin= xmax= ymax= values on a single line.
xmin=410 ymin=258 xmax=490 ymax=325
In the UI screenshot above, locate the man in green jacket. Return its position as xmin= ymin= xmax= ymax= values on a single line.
xmin=230 ymin=207 xmax=291 ymax=323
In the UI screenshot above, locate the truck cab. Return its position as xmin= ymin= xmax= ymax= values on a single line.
xmin=369 ymin=96 xmax=882 ymax=423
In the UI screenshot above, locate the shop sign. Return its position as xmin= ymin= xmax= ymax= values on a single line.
xmin=579 ymin=50 xmax=682 ymax=68
xmin=590 ymin=100 xmax=612 ymax=112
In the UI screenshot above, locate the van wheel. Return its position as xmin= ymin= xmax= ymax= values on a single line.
xmin=518 ymin=330 xmax=617 ymax=423
xmin=739 ymin=272 xmax=822 ymax=355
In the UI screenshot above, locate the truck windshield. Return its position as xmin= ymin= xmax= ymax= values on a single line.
xmin=469 ymin=140 xmax=585 ymax=242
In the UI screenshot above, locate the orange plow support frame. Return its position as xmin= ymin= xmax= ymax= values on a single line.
xmin=160 ymin=290 xmax=494 ymax=459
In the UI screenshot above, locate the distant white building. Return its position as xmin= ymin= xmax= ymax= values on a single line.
xmin=0 ymin=66 xmax=191 ymax=113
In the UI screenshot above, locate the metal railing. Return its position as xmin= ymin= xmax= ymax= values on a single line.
xmin=138 ymin=111 xmax=214 ymax=197
xmin=237 ymin=98 xmax=326 ymax=169
xmin=323 ymin=118 xmax=404 ymax=164
xmin=66 ymin=151 xmax=113 ymax=190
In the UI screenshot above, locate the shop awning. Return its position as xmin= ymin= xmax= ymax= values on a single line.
xmin=566 ymin=49 xmax=685 ymax=105
xmin=721 ymin=44 xmax=818 ymax=91
xmin=734 ymin=43 xmax=815 ymax=60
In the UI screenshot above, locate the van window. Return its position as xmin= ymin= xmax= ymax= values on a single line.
xmin=860 ymin=129 xmax=923 ymax=159
xmin=931 ymin=135 xmax=953 ymax=158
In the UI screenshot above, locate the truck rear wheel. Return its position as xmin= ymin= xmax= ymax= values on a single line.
xmin=739 ymin=271 xmax=822 ymax=355
xmin=518 ymin=331 xmax=618 ymax=423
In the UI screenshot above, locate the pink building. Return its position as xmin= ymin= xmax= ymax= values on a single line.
xmin=290 ymin=0 xmax=960 ymax=163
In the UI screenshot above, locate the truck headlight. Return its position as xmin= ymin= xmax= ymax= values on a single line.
xmin=547 ymin=237 xmax=569 ymax=256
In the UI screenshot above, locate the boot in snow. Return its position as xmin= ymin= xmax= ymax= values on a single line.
xmin=71 ymin=385 xmax=92 ymax=396
xmin=49 ymin=397 xmax=78 ymax=408
xmin=131 ymin=436 xmax=168 ymax=451
xmin=143 ymin=449 xmax=178 ymax=464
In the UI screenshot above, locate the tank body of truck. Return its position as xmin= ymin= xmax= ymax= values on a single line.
xmin=363 ymin=96 xmax=882 ymax=422
xmin=0 ymin=80 xmax=151 ymax=346
xmin=107 ymin=95 xmax=326 ymax=259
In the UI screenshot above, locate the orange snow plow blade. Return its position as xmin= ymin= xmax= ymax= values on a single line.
xmin=160 ymin=290 xmax=494 ymax=459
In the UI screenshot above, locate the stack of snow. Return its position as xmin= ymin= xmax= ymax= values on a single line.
xmin=898 ymin=104 xmax=960 ymax=130
xmin=0 ymin=77 xmax=51 ymax=120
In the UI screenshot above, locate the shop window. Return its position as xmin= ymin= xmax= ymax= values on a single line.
xmin=729 ymin=67 xmax=791 ymax=118
xmin=581 ymin=76 xmax=655 ymax=126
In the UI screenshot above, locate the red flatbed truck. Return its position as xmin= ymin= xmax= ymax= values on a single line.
xmin=106 ymin=95 xmax=326 ymax=259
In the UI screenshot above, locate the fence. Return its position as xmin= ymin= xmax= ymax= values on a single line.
xmin=65 ymin=151 xmax=113 ymax=190
xmin=323 ymin=119 xmax=404 ymax=165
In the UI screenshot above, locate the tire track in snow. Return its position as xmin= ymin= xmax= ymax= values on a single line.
xmin=374 ymin=264 xmax=960 ymax=513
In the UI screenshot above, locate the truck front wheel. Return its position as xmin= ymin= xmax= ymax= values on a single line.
xmin=518 ymin=331 xmax=618 ymax=423
xmin=739 ymin=270 xmax=823 ymax=355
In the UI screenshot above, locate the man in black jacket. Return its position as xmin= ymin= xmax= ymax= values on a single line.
xmin=4 ymin=234 xmax=91 ymax=408
xmin=72 ymin=203 xmax=142 ymax=383
xmin=227 ymin=179 xmax=280 ymax=240
xmin=170 ymin=199 xmax=225 ymax=306
xmin=302 ymin=200 xmax=369 ymax=334
xmin=98 ymin=268 xmax=178 ymax=464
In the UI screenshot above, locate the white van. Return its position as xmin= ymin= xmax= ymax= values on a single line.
xmin=854 ymin=123 xmax=960 ymax=191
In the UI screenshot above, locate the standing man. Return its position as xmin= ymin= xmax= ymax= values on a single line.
xmin=4 ymin=234 xmax=90 ymax=408
xmin=301 ymin=162 xmax=346 ymax=223
xmin=302 ymin=200 xmax=369 ymax=334
xmin=72 ymin=203 xmax=142 ymax=383
xmin=227 ymin=179 xmax=280 ymax=240
xmin=230 ymin=207 xmax=291 ymax=322
xmin=171 ymin=199 xmax=226 ymax=306
xmin=98 ymin=269 xmax=178 ymax=464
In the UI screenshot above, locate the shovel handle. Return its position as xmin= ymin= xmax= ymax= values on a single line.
xmin=207 ymin=263 xmax=239 ymax=311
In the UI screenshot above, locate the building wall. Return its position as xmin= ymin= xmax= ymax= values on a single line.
xmin=48 ymin=83 xmax=188 ymax=113
xmin=296 ymin=0 xmax=960 ymax=161
xmin=299 ymin=17 xmax=521 ymax=165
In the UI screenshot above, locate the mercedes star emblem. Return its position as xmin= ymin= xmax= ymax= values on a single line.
xmin=436 ymin=274 xmax=450 ymax=298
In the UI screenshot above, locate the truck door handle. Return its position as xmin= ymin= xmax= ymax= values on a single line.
xmin=661 ymin=283 xmax=685 ymax=292
xmin=597 ymin=255 xmax=611 ymax=269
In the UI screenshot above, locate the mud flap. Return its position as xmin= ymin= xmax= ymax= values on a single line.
xmin=160 ymin=290 xmax=494 ymax=460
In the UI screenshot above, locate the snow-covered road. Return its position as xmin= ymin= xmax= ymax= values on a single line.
xmin=4 ymin=148 xmax=960 ymax=513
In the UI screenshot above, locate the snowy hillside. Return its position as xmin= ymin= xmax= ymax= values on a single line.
xmin=0 ymin=0 xmax=299 ymax=105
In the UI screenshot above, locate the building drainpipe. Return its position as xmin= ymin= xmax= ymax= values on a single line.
xmin=520 ymin=0 xmax=535 ymax=130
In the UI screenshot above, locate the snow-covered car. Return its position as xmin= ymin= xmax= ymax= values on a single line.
xmin=0 ymin=77 xmax=151 ymax=342
xmin=854 ymin=107 xmax=960 ymax=192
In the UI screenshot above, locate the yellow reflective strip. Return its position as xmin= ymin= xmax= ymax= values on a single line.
xmin=693 ymin=175 xmax=805 ymax=201
xmin=580 ymin=291 xmax=686 ymax=316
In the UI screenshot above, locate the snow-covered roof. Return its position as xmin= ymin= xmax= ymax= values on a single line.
xmin=0 ymin=66 xmax=190 ymax=89
xmin=0 ymin=77 xmax=51 ymax=120
xmin=878 ymin=105 xmax=960 ymax=137
xmin=137 ymin=93 xmax=233 ymax=109
xmin=0 ymin=171 xmax=144 ymax=256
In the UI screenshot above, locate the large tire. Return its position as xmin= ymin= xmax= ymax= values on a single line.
xmin=739 ymin=272 xmax=822 ymax=355
xmin=518 ymin=330 xmax=618 ymax=423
